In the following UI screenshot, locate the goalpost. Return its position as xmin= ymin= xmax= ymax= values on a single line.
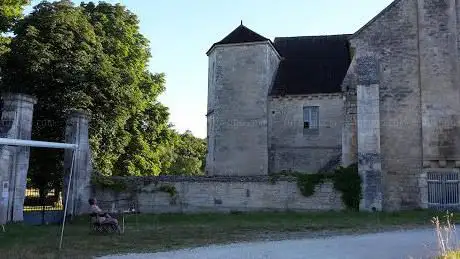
xmin=0 ymin=137 xmax=78 ymax=250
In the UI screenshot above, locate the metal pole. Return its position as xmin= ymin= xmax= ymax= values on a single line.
xmin=71 ymin=120 xmax=80 ymax=221
xmin=0 ymin=138 xmax=77 ymax=149
xmin=58 ymin=149 xmax=76 ymax=250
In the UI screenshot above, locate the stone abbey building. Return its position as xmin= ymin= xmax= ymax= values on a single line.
xmin=205 ymin=0 xmax=460 ymax=211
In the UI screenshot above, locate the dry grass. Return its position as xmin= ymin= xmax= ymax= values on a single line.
xmin=444 ymin=252 xmax=460 ymax=259
xmin=0 ymin=210 xmax=444 ymax=259
xmin=435 ymin=212 xmax=460 ymax=259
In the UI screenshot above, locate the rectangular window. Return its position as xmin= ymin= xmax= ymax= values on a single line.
xmin=303 ymin=106 xmax=319 ymax=130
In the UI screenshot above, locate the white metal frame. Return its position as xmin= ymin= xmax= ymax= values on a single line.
xmin=0 ymin=137 xmax=78 ymax=250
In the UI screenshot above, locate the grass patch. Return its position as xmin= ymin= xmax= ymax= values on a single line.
xmin=0 ymin=210 xmax=448 ymax=259
xmin=443 ymin=252 xmax=460 ymax=259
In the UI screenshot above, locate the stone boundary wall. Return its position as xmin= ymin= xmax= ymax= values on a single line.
xmin=92 ymin=176 xmax=344 ymax=214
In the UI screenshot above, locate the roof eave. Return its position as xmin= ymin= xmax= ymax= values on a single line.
xmin=206 ymin=40 xmax=282 ymax=59
xmin=274 ymin=33 xmax=353 ymax=42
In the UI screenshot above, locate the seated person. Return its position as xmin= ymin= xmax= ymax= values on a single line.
xmin=88 ymin=198 xmax=121 ymax=232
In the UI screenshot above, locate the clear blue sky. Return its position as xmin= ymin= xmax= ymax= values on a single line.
xmin=28 ymin=0 xmax=394 ymax=138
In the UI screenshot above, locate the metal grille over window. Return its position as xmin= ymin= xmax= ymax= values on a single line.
xmin=427 ymin=171 xmax=460 ymax=210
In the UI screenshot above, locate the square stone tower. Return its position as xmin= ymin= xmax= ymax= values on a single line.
xmin=205 ymin=24 xmax=281 ymax=176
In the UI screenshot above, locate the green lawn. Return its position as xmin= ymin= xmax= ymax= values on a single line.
xmin=0 ymin=210 xmax=448 ymax=259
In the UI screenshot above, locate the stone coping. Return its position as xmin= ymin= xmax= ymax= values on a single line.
xmin=104 ymin=175 xmax=300 ymax=183
xmin=66 ymin=109 xmax=91 ymax=118
xmin=1 ymin=93 xmax=37 ymax=104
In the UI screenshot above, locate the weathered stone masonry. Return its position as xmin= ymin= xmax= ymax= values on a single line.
xmin=207 ymin=0 xmax=460 ymax=212
xmin=356 ymin=55 xmax=382 ymax=211
xmin=63 ymin=111 xmax=93 ymax=216
xmin=206 ymin=25 xmax=349 ymax=178
xmin=0 ymin=94 xmax=93 ymax=223
xmin=93 ymin=176 xmax=344 ymax=214
xmin=343 ymin=0 xmax=460 ymax=210
xmin=206 ymin=42 xmax=280 ymax=176
xmin=269 ymin=94 xmax=343 ymax=174
xmin=0 ymin=93 xmax=36 ymax=222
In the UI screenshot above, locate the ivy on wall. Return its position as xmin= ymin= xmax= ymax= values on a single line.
xmin=332 ymin=164 xmax=361 ymax=210
xmin=92 ymin=164 xmax=361 ymax=210
xmin=157 ymin=184 xmax=177 ymax=197
xmin=269 ymin=164 xmax=361 ymax=210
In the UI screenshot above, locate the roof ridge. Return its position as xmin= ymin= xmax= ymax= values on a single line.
xmin=274 ymin=34 xmax=352 ymax=40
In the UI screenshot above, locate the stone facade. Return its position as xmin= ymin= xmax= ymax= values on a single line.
xmin=268 ymin=94 xmax=343 ymax=173
xmin=93 ymin=176 xmax=344 ymax=214
xmin=206 ymin=35 xmax=345 ymax=176
xmin=206 ymin=42 xmax=280 ymax=176
xmin=208 ymin=0 xmax=460 ymax=211
xmin=347 ymin=0 xmax=423 ymax=211
xmin=342 ymin=0 xmax=460 ymax=211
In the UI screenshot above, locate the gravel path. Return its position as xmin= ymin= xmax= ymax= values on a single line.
xmin=98 ymin=228 xmax=448 ymax=259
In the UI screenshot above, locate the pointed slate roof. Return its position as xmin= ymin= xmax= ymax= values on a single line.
xmin=270 ymin=34 xmax=352 ymax=96
xmin=206 ymin=24 xmax=270 ymax=55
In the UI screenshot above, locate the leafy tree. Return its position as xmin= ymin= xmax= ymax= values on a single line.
xmin=113 ymin=103 xmax=177 ymax=176
xmin=80 ymin=2 xmax=168 ymax=176
xmin=0 ymin=0 xmax=29 ymax=31
xmin=1 ymin=1 xmax=207 ymax=196
xmin=0 ymin=0 xmax=30 ymax=60
xmin=168 ymin=130 xmax=206 ymax=175
xmin=2 ymin=0 xmax=101 ymax=195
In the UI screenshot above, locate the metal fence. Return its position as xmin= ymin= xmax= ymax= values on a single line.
xmin=427 ymin=171 xmax=460 ymax=210
xmin=23 ymin=188 xmax=63 ymax=225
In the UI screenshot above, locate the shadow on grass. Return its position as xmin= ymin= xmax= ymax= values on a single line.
xmin=0 ymin=209 xmax=446 ymax=259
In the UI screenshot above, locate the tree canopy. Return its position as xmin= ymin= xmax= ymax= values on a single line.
xmin=0 ymin=0 xmax=30 ymax=57
xmin=1 ymin=0 xmax=206 ymax=194
xmin=0 ymin=0 xmax=29 ymax=32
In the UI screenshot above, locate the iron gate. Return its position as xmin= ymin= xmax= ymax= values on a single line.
xmin=23 ymin=188 xmax=63 ymax=225
xmin=427 ymin=171 xmax=460 ymax=210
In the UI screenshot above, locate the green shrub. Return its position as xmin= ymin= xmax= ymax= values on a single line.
xmin=332 ymin=164 xmax=361 ymax=211
xmin=158 ymin=184 xmax=177 ymax=197
xmin=270 ymin=163 xmax=362 ymax=210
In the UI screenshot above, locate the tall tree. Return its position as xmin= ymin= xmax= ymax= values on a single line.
xmin=1 ymin=0 xmax=170 ymax=190
xmin=80 ymin=2 xmax=170 ymax=176
xmin=1 ymin=1 xmax=207 ymax=194
xmin=2 ymin=0 xmax=101 ymax=195
xmin=168 ymin=130 xmax=206 ymax=175
xmin=0 ymin=0 xmax=29 ymax=32
xmin=0 ymin=0 xmax=30 ymax=59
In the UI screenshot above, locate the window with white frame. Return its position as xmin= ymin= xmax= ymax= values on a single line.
xmin=303 ymin=106 xmax=319 ymax=130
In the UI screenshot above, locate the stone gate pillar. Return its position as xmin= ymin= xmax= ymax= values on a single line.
xmin=0 ymin=93 xmax=37 ymax=223
xmin=356 ymin=56 xmax=383 ymax=212
xmin=63 ymin=110 xmax=92 ymax=217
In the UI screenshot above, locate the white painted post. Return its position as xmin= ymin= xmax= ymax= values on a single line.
xmin=59 ymin=149 xmax=76 ymax=250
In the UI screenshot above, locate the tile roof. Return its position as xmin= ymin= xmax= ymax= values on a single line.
xmin=270 ymin=34 xmax=352 ymax=96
